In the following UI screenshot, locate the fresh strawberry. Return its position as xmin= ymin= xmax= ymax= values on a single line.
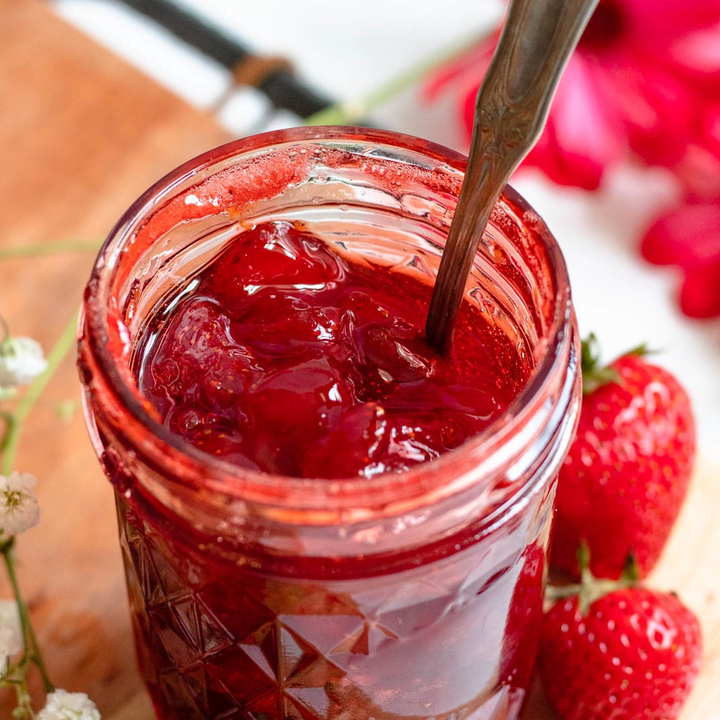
xmin=538 ymin=557 xmax=702 ymax=720
xmin=551 ymin=335 xmax=696 ymax=579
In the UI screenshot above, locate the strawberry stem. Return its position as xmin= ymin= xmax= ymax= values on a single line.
xmin=546 ymin=546 xmax=641 ymax=615
xmin=623 ymin=342 xmax=652 ymax=358
xmin=580 ymin=334 xmax=657 ymax=396
xmin=621 ymin=552 xmax=640 ymax=584
xmin=581 ymin=333 xmax=620 ymax=395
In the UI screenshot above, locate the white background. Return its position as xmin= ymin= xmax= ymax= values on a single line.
xmin=54 ymin=0 xmax=720 ymax=466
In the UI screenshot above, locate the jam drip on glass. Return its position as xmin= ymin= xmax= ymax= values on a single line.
xmin=137 ymin=220 xmax=529 ymax=478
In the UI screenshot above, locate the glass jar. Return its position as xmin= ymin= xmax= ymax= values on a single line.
xmin=78 ymin=127 xmax=580 ymax=720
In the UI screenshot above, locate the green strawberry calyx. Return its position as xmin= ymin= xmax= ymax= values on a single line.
xmin=546 ymin=543 xmax=640 ymax=615
xmin=581 ymin=333 xmax=651 ymax=396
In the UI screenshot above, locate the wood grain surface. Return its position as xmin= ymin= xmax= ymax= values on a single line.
xmin=0 ymin=1 xmax=228 ymax=716
xmin=1 ymin=2 xmax=717 ymax=719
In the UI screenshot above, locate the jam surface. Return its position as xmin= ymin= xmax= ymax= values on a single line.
xmin=137 ymin=221 xmax=530 ymax=478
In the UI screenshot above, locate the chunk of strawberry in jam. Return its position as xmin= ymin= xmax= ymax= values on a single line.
xmin=229 ymin=292 xmax=342 ymax=358
xmin=299 ymin=403 xmax=388 ymax=479
xmin=165 ymin=407 xmax=261 ymax=470
xmin=340 ymin=288 xmax=416 ymax=329
xmin=143 ymin=298 xmax=230 ymax=401
xmin=383 ymin=409 xmax=479 ymax=462
xmin=384 ymin=381 xmax=500 ymax=421
xmin=351 ymin=322 xmax=438 ymax=399
xmin=141 ymin=297 xmax=259 ymax=443
xmin=202 ymin=221 xmax=342 ymax=306
xmin=248 ymin=356 xmax=353 ymax=475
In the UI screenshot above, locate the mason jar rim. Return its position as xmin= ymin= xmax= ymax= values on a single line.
xmin=81 ymin=125 xmax=575 ymax=517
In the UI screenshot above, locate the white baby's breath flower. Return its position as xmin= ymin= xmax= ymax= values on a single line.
xmin=0 ymin=336 xmax=48 ymax=389
xmin=0 ymin=599 xmax=22 ymax=673
xmin=37 ymin=690 xmax=102 ymax=720
xmin=0 ymin=472 xmax=40 ymax=537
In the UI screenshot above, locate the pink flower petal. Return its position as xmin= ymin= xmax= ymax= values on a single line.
xmin=521 ymin=56 xmax=626 ymax=189
xmin=642 ymin=196 xmax=720 ymax=318
xmin=461 ymin=80 xmax=479 ymax=138
xmin=699 ymin=102 xmax=720 ymax=156
xmin=605 ymin=53 xmax=699 ymax=166
xmin=623 ymin=0 xmax=720 ymax=40
xmin=522 ymin=122 xmax=605 ymax=191
xmin=641 ymin=201 xmax=720 ymax=266
xmin=665 ymin=103 xmax=720 ymax=196
xmin=669 ymin=26 xmax=720 ymax=79
xmin=679 ymin=261 xmax=720 ymax=317
xmin=672 ymin=144 xmax=720 ymax=199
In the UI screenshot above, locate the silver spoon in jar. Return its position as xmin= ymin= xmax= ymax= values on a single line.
xmin=425 ymin=0 xmax=600 ymax=352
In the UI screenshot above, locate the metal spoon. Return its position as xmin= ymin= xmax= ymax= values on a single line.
xmin=425 ymin=0 xmax=600 ymax=352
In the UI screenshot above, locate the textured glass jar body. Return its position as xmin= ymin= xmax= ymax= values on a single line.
xmin=79 ymin=127 xmax=580 ymax=720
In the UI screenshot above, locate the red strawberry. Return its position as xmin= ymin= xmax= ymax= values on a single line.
xmin=551 ymin=336 xmax=696 ymax=579
xmin=538 ymin=560 xmax=702 ymax=720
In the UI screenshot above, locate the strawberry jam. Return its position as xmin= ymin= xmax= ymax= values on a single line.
xmin=80 ymin=129 xmax=580 ymax=720
xmin=136 ymin=220 xmax=529 ymax=479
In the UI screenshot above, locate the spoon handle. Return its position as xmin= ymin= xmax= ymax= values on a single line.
xmin=425 ymin=0 xmax=599 ymax=352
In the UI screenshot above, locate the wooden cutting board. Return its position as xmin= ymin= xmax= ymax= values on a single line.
xmin=0 ymin=2 xmax=717 ymax=719
xmin=0 ymin=1 xmax=229 ymax=716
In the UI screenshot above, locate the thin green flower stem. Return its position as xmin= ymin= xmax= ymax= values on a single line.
xmin=0 ymin=414 xmax=17 ymax=459
xmin=304 ymin=32 xmax=486 ymax=126
xmin=1 ymin=312 xmax=79 ymax=477
xmin=0 ymin=312 xmax=79 ymax=699
xmin=0 ymin=241 xmax=101 ymax=261
xmin=0 ymin=311 xmax=78 ymax=711
xmin=2 ymin=542 xmax=54 ymax=694
xmin=12 ymin=681 xmax=33 ymax=720
xmin=4 ymin=674 xmax=34 ymax=717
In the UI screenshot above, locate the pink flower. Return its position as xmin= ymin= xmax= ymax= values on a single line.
xmin=641 ymin=95 xmax=720 ymax=319
xmin=670 ymin=103 xmax=720 ymax=199
xmin=424 ymin=0 xmax=720 ymax=190
xmin=641 ymin=196 xmax=720 ymax=318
